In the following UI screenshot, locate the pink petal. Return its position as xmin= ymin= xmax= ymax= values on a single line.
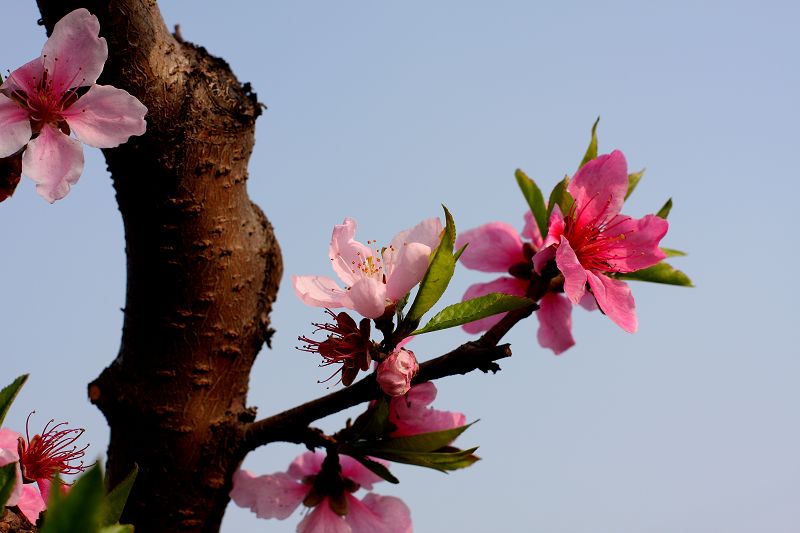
xmin=339 ymin=455 xmax=385 ymax=490
xmin=329 ymin=218 xmax=375 ymax=287
xmin=578 ymin=292 xmax=598 ymax=311
xmin=0 ymin=428 xmax=20 ymax=466
xmin=348 ymin=277 xmax=387 ymax=319
xmin=521 ymin=210 xmax=544 ymax=249
xmin=229 ymin=469 xmax=306 ymax=520
xmin=586 ymin=271 xmax=637 ymax=333
xmin=0 ymin=95 xmax=31 ymax=158
xmin=42 ymin=8 xmax=108 ymax=93
xmin=601 ymin=214 xmax=668 ymax=272
xmin=63 ymin=85 xmax=147 ymax=148
xmin=541 ymin=204 xmax=566 ymax=249
xmin=532 ymin=245 xmax=555 ymax=275
xmin=347 ymin=493 xmax=412 ymax=533
xmin=389 ymin=382 xmax=466 ymax=437
xmin=568 ymin=150 xmax=628 ymax=226
xmin=555 ymin=237 xmax=587 ymax=303
xmin=536 ymin=293 xmax=575 ymax=355
xmin=22 ymin=125 xmax=83 ymax=203
xmin=292 ymin=275 xmax=353 ymax=310
xmin=16 ymin=484 xmax=45 ymax=525
xmin=287 ymin=452 xmax=325 ymax=479
xmin=388 ymin=217 xmax=443 ymax=252
xmin=384 ymin=242 xmax=431 ymax=301
xmin=460 ymin=277 xmax=528 ymax=334
xmin=297 ymin=499 xmax=351 ymax=533
xmin=2 ymin=58 xmax=45 ymax=95
xmin=455 ymin=222 xmax=525 ymax=273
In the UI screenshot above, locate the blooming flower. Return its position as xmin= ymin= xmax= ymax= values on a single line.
xmin=387 ymin=382 xmax=466 ymax=437
xmin=376 ymin=339 xmax=418 ymax=397
xmin=293 ymin=217 xmax=443 ymax=319
xmin=231 ymin=452 xmax=412 ymax=533
xmin=455 ymin=211 xmax=579 ymax=354
xmin=0 ymin=8 xmax=147 ymax=202
xmin=533 ymin=150 xmax=668 ymax=332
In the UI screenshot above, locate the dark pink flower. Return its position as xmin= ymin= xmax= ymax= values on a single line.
xmin=0 ymin=8 xmax=147 ymax=202
xmin=388 ymin=382 xmax=466 ymax=437
xmin=231 ymin=452 xmax=412 ymax=533
xmin=376 ymin=339 xmax=419 ymax=397
xmin=534 ymin=151 xmax=668 ymax=332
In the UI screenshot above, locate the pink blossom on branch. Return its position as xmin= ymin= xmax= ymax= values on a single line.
xmin=376 ymin=338 xmax=419 ymax=397
xmin=0 ymin=8 xmax=147 ymax=202
xmin=388 ymin=382 xmax=466 ymax=437
xmin=293 ymin=217 xmax=443 ymax=319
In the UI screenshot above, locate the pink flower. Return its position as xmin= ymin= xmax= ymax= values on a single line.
xmin=533 ymin=151 xmax=668 ymax=332
xmin=376 ymin=339 xmax=419 ymax=397
xmin=455 ymin=212 xmax=578 ymax=354
xmin=231 ymin=452 xmax=412 ymax=533
xmin=293 ymin=217 xmax=443 ymax=319
xmin=0 ymin=8 xmax=147 ymax=202
xmin=388 ymin=382 xmax=466 ymax=437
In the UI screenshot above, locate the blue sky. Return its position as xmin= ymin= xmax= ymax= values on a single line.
xmin=2 ymin=1 xmax=799 ymax=531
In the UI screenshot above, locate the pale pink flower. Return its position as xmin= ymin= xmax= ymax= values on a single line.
xmin=0 ymin=8 xmax=147 ymax=202
xmin=231 ymin=452 xmax=412 ymax=533
xmin=388 ymin=382 xmax=466 ymax=437
xmin=455 ymin=212 xmax=578 ymax=354
xmin=376 ymin=339 xmax=419 ymax=397
xmin=293 ymin=217 xmax=443 ymax=319
xmin=533 ymin=150 xmax=668 ymax=332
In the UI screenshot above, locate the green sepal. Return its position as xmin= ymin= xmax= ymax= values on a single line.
xmin=661 ymin=247 xmax=687 ymax=257
xmin=412 ymin=293 xmax=534 ymax=335
xmin=364 ymin=446 xmax=480 ymax=473
xmin=614 ymin=263 xmax=693 ymax=287
xmin=41 ymin=464 xmax=104 ymax=533
xmin=0 ymin=374 xmax=28 ymax=426
xmin=515 ymin=169 xmax=548 ymax=238
xmin=347 ymin=398 xmax=390 ymax=442
xmin=579 ymin=117 xmax=600 ymax=168
xmin=656 ymin=198 xmax=672 ymax=219
xmin=345 ymin=454 xmax=399 ymax=484
xmin=625 ymin=169 xmax=645 ymax=200
xmin=101 ymin=464 xmax=138 ymax=526
xmin=547 ymin=176 xmax=574 ymax=220
xmin=404 ymin=205 xmax=456 ymax=324
xmin=0 ymin=463 xmax=17 ymax=508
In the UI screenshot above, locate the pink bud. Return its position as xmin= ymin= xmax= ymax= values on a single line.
xmin=377 ymin=348 xmax=419 ymax=397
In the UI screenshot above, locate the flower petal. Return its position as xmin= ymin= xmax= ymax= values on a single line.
xmin=568 ymin=150 xmax=628 ymax=226
xmin=63 ymin=85 xmax=147 ymax=148
xmin=555 ymin=237 xmax=587 ymax=303
xmin=601 ymin=214 xmax=668 ymax=272
xmin=532 ymin=245 xmax=556 ymax=275
xmin=460 ymin=277 xmax=528 ymax=334
xmin=1 ymin=58 xmax=45 ymax=95
xmin=17 ymin=484 xmax=46 ymax=525
xmin=521 ymin=210 xmax=544 ymax=249
xmin=578 ymin=292 xmax=598 ymax=311
xmin=0 ymin=428 xmax=20 ymax=466
xmin=339 ymin=455 xmax=385 ymax=490
xmin=0 ymin=95 xmax=31 ymax=158
xmin=346 ymin=493 xmax=412 ymax=533
xmin=586 ymin=271 xmax=637 ymax=332
xmin=22 ymin=125 xmax=84 ymax=203
xmin=384 ymin=242 xmax=431 ymax=301
xmin=536 ymin=293 xmax=575 ymax=355
xmin=287 ymin=452 xmax=325 ymax=480
xmin=229 ymin=469 xmax=306 ymax=520
xmin=541 ymin=204 xmax=566 ymax=249
xmin=455 ymin=222 xmax=525 ymax=273
xmin=292 ymin=275 xmax=353 ymax=310
xmin=388 ymin=217 xmax=443 ymax=252
xmin=329 ymin=218 xmax=375 ymax=287
xmin=348 ymin=277 xmax=387 ymax=319
xmin=297 ymin=499 xmax=351 ymax=533
xmin=389 ymin=382 xmax=467 ymax=437
xmin=42 ymin=8 xmax=108 ymax=93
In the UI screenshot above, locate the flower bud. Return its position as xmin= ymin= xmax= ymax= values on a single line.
xmin=377 ymin=348 xmax=419 ymax=397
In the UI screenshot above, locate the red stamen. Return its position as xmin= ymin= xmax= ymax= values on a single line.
xmin=18 ymin=412 xmax=90 ymax=484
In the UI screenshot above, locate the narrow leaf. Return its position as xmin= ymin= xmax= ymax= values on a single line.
xmin=41 ymin=464 xmax=104 ymax=533
xmin=99 ymin=526 xmax=134 ymax=533
xmin=579 ymin=117 xmax=600 ymax=168
xmin=515 ymin=169 xmax=548 ymax=238
xmin=346 ymin=454 xmax=399 ymax=484
xmin=102 ymin=464 xmax=138 ymax=526
xmin=656 ymin=198 xmax=673 ymax=219
xmin=625 ymin=168 xmax=645 ymax=200
xmin=547 ymin=176 xmax=574 ymax=220
xmin=356 ymin=424 xmax=473 ymax=454
xmin=0 ymin=463 xmax=17 ymax=508
xmin=365 ymin=447 xmax=481 ymax=473
xmin=453 ymin=243 xmax=468 ymax=262
xmin=0 ymin=374 xmax=28 ymax=426
xmin=412 ymin=293 xmax=533 ymax=335
xmin=661 ymin=247 xmax=687 ymax=257
xmin=615 ymin=263 xmax=693 ymax=287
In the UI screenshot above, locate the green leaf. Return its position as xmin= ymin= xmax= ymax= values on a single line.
xmin=41 ymin=464 xmax=104 ymax=533
xmin=0 ymin=374 xmax=28 ymax=426
xmin=579 ymin=117 xmax=600 ymax=168
xmin=661 ymin=247 xmax=687 ymax=257
xmin=615 ymin=263 xmax=693 ymax=287
xmin=515 ymin=169 xmax=548 ymax=238
xmin=453 ymin=242 xmax=468 ymax=262
xmin=99 ymin=526 xmax=134 ymax=533
xmin=348 ymin=398 xmax=390 ymax=442
xmin=365 ymin=447 xmax=481 ymax=473
xmin=346 ymin=454 xmax=399 ymax=484
xmin=656 ymin=198 xmax=673 ymax=219
xmin=358 ymin=424 xmax=473 ymax=454
xmin=0 ymin=463 xmax=17 ymax=508
xmin=101 ymin=464 xmax=138 ymax=526
xmin=404 ymin=206 xmax=456 ymax=324
xmin=547 ymin=176 xmax=574 ymax=220
xmin=625 ymin=169 xmax=645 ymax=200
xmin=412 ymin=293 xmax=533 ymax=335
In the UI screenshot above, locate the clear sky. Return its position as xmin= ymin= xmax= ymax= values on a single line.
xmin=2 ymin=1 xmax=799 ymax=532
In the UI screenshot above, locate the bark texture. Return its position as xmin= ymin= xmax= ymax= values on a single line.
xmin=35 ymin=2 xmax=281 ymax=531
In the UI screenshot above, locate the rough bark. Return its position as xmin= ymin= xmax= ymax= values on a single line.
xmin=35 ymin=2 xmax=281 ymax=531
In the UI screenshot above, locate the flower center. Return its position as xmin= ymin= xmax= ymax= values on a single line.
xmin=17 ymin=413 xmax=90 ymax=484
xmin=564 ymin=194 xmax=636 ymax=272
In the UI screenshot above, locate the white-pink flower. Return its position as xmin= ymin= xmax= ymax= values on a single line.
xmin=388 ymin=382 xmax=466 ymax=437
xmin=293 ymin=217 xmax=443 ymax=319
xmin=231 ymin=452 xmax=412 ymax=533
xmin=0 ymin=8 xmax=147 ymax=202
xmin=376 ymin=339 xmax=419 ymax=397
xmin=0 ymin=428 xmax=46 ymax=525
